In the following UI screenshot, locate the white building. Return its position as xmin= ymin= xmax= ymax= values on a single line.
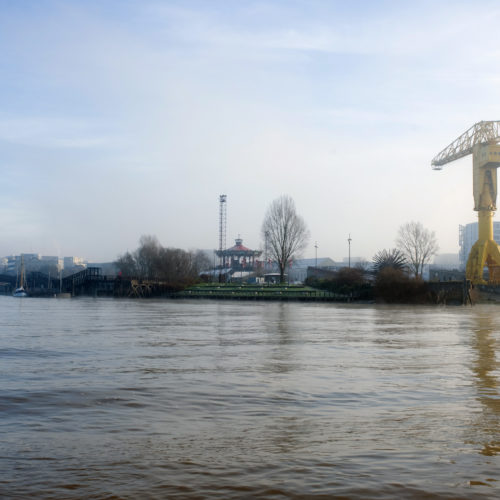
xmin=63 ymin=256 xmax=87 ymax=270
xmin=41 ymin=256 xmax=63 ymax=270
xmin=459 ymin=221 xmax=500 ymax=270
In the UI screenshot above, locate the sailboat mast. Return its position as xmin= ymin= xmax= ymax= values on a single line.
xmin=20 ymin=255 xmax=25 ymax=288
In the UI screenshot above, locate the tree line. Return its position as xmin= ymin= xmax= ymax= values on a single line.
xmin=114 ymin=196 xmax=440 ymax=299
xmin=307 ymin=221 xmax=440 ymax=303
xmin=261 ymin=196 xmax=439 ymax=284
xmin=115 ymin=235 xmax=210 ymax=286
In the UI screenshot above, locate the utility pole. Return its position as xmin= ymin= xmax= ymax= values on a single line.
xmin=314 ymin=241 xmax=318 ymax=268
xmin=348 ymin=234 xmax=352 ymax=268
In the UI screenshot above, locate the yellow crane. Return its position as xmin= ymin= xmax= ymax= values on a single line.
xmin=432 ymin=121 xmax=500 ymax=284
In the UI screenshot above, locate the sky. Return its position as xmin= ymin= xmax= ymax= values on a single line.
xmin=2 ymin=0 xmax=500 ymax=262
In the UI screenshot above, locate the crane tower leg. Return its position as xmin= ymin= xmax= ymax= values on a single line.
xmin=466 ymin=210 xmax=500 ymax=283
xmin=466 ymin=147 xmax=500 ymax=284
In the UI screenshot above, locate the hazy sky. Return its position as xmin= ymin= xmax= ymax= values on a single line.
xmin=2 ymin=0 xmax=500 ymax=262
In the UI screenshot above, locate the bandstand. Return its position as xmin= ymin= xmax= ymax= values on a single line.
xmin=216 ymin=237 xmax=262 ymax=273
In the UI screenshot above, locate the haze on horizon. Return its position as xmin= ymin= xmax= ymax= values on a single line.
xmin=1 ymin=0 xmax=500 ymax=263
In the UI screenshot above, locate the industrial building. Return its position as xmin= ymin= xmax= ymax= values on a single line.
xmin=287 ymin=258 xmax=338 ymax=283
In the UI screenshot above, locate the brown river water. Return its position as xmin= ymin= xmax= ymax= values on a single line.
xmin=1 ymin=297 xmax=500 ymax=499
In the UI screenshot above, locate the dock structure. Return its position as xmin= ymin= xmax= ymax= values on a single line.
xmin=0 ymin=267 xmax=189 ymax=298
xmin=0 ymin=268 xmax=115 ymax=297
xmin=427 ymin=280 xmax=473 ymax=305
xmin=61 ymin=267 xmax=115 ymax=296
xmin=60 ymin=268 xmax=174 ymax=297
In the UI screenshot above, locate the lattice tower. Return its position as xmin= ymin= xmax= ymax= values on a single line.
xmin=219 ymin=195 xmax=227 ymax=268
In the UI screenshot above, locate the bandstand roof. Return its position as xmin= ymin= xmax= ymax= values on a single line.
xmin=215 ymin=237 xmax=262 ymax=257
xmin=228 ymin=241 xmax=252 ymax=252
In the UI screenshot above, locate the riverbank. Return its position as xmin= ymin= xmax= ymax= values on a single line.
xmin=177 ymin=280 xmax=475 ymax=305
xmin=0 ymin=277 xmax=479 ymax=305
xmin=175 ymin=283 xmax=351 ymax=301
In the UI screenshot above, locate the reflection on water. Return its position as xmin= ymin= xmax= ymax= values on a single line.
xmin=1 ymin=298 xmax=500 ymax=498
xmin=471 ymin=310 xmax=500 ymax=456
xmin=263 ymin=303 xmax=298 ymax=374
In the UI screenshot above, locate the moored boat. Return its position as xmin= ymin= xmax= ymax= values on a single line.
xmin=13 ymin=255 xmax=29 ymax=297
xmin=13 ymin=286 xmax=28 ymax=297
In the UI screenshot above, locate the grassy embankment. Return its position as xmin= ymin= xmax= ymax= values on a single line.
xmin=178 ymin=279 xmax=471 ymax=305
xmin=177 ymin=282 xmax=347 ymax=301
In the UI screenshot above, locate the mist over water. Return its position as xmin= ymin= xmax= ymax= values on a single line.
xmin=1 ymin=297 xmax=500 ymax=499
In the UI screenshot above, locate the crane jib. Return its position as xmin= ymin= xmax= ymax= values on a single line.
xmin=431 ymin=121 xmax=500 ymax=168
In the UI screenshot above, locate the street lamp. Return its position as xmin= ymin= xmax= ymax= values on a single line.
xmin=314 ymin=241 xmax=318 ymax=268
xmin=348 ymin=234 xmax=352 ymax=268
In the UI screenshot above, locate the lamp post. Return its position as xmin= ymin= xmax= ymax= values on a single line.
xmin=348 ymin=234 xmax=352 ymax=268
xmin=315 ymin=241 xmax=318 ymax=268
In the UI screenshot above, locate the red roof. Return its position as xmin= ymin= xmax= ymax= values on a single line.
xmin=218 ymin=238 xmax=261 ymax=256
xmin=228 ymin=243 xmax=251 ymax=252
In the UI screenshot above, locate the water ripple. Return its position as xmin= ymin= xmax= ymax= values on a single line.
xmin=0 ymin=298 xmax=499 ymax=498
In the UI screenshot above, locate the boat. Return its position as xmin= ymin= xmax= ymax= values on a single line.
xmin=13 ymin=255 xmax=29 ymax=297
xmin=13 ymin=286 xmax=28 ymax=297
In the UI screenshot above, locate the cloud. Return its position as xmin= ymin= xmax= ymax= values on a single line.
xmin=0 ymin=116 xmax=117 ymax=149
xmin=1 ymin=0 xmax=500 ymax=260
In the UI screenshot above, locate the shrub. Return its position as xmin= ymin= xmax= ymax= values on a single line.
xmin=374 ymin=268 xmax=428 ymax=303
xmin=306 ymin=267 xmax=373 ymax=300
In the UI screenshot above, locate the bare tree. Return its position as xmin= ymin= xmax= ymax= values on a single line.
xmin=396 ymin=221 xmax=439 ymax=278
xmin=115 ymin=236 xmax=205 ymax=284
xmin=158 ymin=247 xmax=194 ymax=282
xmin=261 ymin=195 xmax=309 ymax=283
xmin=135 ymin=235 xmax=162 ymax=279
xmin=190 ymin=250 xmax=212 ymax=275
xmin=115 ymin=251 xmax=138 ymax=277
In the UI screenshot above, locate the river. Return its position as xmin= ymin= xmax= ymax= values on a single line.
xmin=1 ymin=297 xmax=499 ymax=499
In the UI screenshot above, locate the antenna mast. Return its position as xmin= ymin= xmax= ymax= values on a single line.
xmin=219 ymin=195 xmax=227 ymax=269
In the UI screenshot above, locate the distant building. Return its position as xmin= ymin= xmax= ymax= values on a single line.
xmin=429 ymin=268 xmax=465 ymax=282
xmin=433 ymin=253 xmax=460 ymax=270
xmin=459 ymin=222 xmax=500 ymax=270
xmin=288 ymin=257 xmax=338 ymax=283
xmin=63 ymin=256 xmax=87 ymax=270
xmin=0 ymin=254 xmax=41 ymax=274
xmin=342 ymin=256 xmax=366 ymax=265
xmin=14 ymin=253 xmax=42 ymax=273
xmin=306 ymin=266 xmax=338 ymax=281
xmin=5 ymin=256 xmax=17 ymax=274
xmin=1 ymin=253 xmax=90 ymax=276
xmin=22 ymin=253 xmax=41 ymax=270
xmin=41 ymin=256 xmax=62 ymax=271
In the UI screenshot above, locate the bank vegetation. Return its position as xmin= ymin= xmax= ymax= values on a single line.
xmin=115 ymin=235 xmax=210 ymax=291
